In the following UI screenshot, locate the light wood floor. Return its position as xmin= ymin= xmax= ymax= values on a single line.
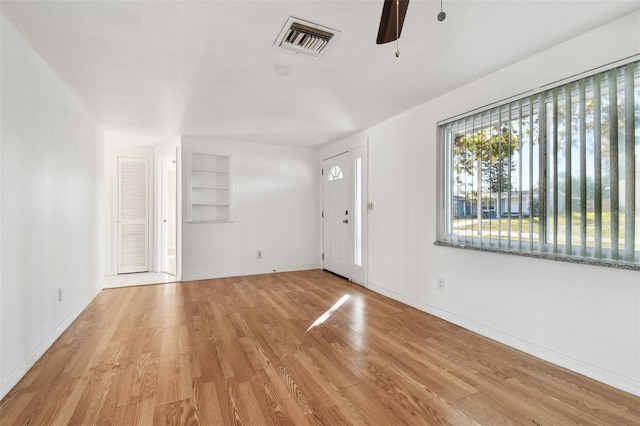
xmin=1 ymin=270 xmax=638 ymax=425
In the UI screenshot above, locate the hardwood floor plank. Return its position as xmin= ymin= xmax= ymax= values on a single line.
xmin=347 ymin=318 xmax=481 ymax=400
xmin=304 ymin=346 xmax=361 ymax=389
xmin=338 ymin=383 xmax=406 ymax=425
xmin=217 ymin=338 xmax=258 ymax=383
xmin=455 ymin=392 xmax=533 ymax=425
xmin=227 ymin=311 xmax=254 ymax=339
xmin=156 ymin=354 xmax=193 ymax=405
xmin=1 ymin=270 xmax=638 ymax=425
xmin=0 ymin=391 xmax=34 ymax=425
xmin=249 ymin=368 xmax=306 ymax=426
xmin=91 ymin=363 xmax=130 ymax=425
xmin=399 ymin=344 xmax=479 ymax=399
xmin=8 ymin=346 xmax=73 ymax=391
xmin=454 ymin=375 xmax=576 ymax=426
xmin=189 ymin=340 xmax=225 ymax=383
xmin=233 ymin=279 xmax=261 ymax=310
xmin=34 ymin=376 xmax=88 ymax=425
xmin=503 ymin=376 xmax=605 ymax=425
xmin=358 ymin=354 xmax=474 ymax=424
xmin=273 ymin=364 xmax=315 ymax=416
xmin=112 ymin=399 xmax=155 ymax=426
xmin=292 ymin=350 xmax=360 ymax=416
xmin=161 ymin=324 xmax=190 ymax=357
xmin=221 ymin=376 xmax=245 ymax=425
xmin=236 ymin=381 xmax=270 ymax=426
xmin=153 ymin=398 xmax=199 ymax=426
xmin=208 ymin=309 xmax=237 ymax=343
xmin=117 ymin=352 xmax=160 ymax=407
xmin=402 ymin=339 xmax=488 ymax=391
xmin=193 ymin=380 xmax=227 ymax=426
xmin=259 ymin=290 xmax=294 ymax=321
xmin=238 ymin=336 xmax=274 ymax=373
xmin=121 ymin=326 xmax=164 ymax=360
xmin=511 ymin=365 xmax=640 ymax=424
xmin=68 ymin=369 xmax=114 ymax=425
xmin=422 ymin=332 xmax=519 ymax=382
xmin=310 ymin=404 xmax=360 ymax=426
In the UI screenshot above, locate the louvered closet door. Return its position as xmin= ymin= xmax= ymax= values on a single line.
xmin=117 ymin=156 xmax=149 ymax=273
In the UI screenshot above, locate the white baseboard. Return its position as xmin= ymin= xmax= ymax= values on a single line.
xmin=367 ymin=282 xmax=640 ymax=397
xmin=180 ymin=264 xmax=321 ymax=282
xmin=0 ymin=290 xmax=99 ymax=400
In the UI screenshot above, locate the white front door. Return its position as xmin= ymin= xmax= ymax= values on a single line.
xmin=323 ymin=152 xmax=350 ymax=278
xmin=117 ymin=156 xmax=149 ymax=274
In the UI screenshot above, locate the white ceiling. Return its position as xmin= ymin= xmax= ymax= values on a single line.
xmin=2 ymin=1 xmax=639 ymax=148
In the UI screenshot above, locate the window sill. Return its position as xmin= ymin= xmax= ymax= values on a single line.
xmin=434 ymin=241 xmax=640 ymax=271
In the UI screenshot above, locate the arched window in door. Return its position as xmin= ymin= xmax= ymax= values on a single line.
xmin=327 ymin=165 xmax=343 ymax=181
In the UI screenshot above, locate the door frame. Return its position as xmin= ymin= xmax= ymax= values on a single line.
xmin=112 ymin=154 xmax=152 ymax=275
xmin=158 ymin=150 xmax=177 ymax=276
xmin=349 ymin=146 xmax=368 ymax=286
xmin=322 ymin=151 xmax=351 ymax=279
xmin=320 ymin=143 xmax=368 ymax=286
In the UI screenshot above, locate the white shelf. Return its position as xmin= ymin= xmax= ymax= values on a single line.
xmin=187 ymin=152 xmax=232 ymax=222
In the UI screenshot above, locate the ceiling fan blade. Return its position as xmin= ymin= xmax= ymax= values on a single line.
xmin=376 ymin=0 xmax=410 ymax=45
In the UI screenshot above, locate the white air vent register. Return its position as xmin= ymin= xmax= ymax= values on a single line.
xmin=274 ymin=17 xmax=340 ymax=57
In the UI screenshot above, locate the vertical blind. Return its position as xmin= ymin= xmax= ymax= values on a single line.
xmin=442 ymin=60 xmax=639 ymax=266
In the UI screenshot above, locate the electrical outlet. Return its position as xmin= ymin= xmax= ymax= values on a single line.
xmin=58 ymin=288 xmax=63 ymax=301
xmin=437 ymin=277 xmax=445 ymax=291
xmin=257 ymin=250 xmax=263 ymax=259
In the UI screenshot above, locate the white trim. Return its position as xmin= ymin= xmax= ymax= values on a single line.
xmin=175 ymin=145 xmax=183 ymax=281
xmin=116 ymin=156 xmax=152 ymax=274
xmin=156 ymin=149 xmax=178 ymax=277
xmin=322 ymin=153 xmax=351 ymax=279
xmin=367 ymin=281 xmax=640 ymax=397
xmin=320 ymin=141 xmax=369 ymax=286
xmin=350 ymin=146 xmax=368 ymax=287
xmin=323 ymin=150 xmax=349 ymax=161
xmin=108 ymin=149 xmax=154 ymax=276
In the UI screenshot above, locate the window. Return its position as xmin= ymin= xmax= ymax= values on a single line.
xmin=439 ymin=60 xmax=639 ymax=269
xmin=328 ymin=165 xmax=343 ymax=181
xmin=354 ymin=156 xmax=362 ymax=267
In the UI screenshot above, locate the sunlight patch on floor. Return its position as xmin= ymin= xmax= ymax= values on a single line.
xmin=306 ymin=294 xmax=351 ymax=332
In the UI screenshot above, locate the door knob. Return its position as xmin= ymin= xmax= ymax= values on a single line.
xmin=343 ymin=219 xmax=349 ymax=224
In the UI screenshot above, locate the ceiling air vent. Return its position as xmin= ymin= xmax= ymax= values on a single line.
xmin=274 ymin=17 xmax=340 ymax=57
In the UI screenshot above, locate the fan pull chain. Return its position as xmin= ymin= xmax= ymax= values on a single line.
xmin=395 ymin=0 xmax=400 ymax=57
xmin=438 ymin=0 xmax=447 ymax=21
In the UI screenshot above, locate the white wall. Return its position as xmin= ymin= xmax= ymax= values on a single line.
xmin=1 ymin=15 xmax=105 ymax=399
xmin=323 ymin=11 xmax=640 ymax=396
xmin=181 ymin=136 xmax=319 ymax=280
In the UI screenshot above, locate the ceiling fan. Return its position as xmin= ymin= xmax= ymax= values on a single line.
xmin=376 ymin=0 xmax=409 ymax=46
xmin=376 ymin=0 xmax=446 ymax=57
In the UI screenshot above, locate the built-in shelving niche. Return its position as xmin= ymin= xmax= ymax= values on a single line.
xmin=186 ymin=152 xmax=232 ymax=222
